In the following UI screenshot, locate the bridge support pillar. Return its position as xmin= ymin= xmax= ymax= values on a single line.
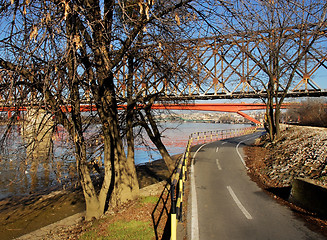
xmin=21 ymin=108 xmax=54 ymax=190
xmin=21 ymin=108 xmax=54 ymax=164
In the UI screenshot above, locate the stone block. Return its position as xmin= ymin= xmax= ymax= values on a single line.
xmin=289 ymin=178 xmax=327 ymax=216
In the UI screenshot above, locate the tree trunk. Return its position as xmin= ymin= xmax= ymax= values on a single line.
xmin=78 ymin=159 xmax=102 ymax=220
xmin=266 ymin=76 xmax=278 ymax=142
xmin=103 ymin=121 xmax=139 ymax=208
xmin=97 ymin=129 xmax=113 ymax=215
xmin=142 ymin=108 xmax=175 ymax=173
xmin=63 ymin=10 xmax=105 ymax=220
xmin=95 ymin=72 xmax=139 ymax=209
xmin=274 ymin=105 xmax=281 ymax=140
xmin=126 ymin=55 xmax=136 ymax=171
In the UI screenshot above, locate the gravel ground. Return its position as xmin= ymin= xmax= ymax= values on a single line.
xmin=253 ymin=125 xmax=327 ymax=187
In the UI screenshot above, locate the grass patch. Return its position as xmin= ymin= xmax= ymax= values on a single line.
xmin=140 ymin=196 xmax=159 ymax=204
xmin=80 ymin=220 xmax=154 ymax=240
xmin=106 ymin=220 xmax=154 ymax=239
xmin=79 ymin=230 xmax=100 ymax=240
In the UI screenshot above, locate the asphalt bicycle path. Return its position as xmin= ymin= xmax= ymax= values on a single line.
xmin=188 ymin=131 xmax=326 ymax=240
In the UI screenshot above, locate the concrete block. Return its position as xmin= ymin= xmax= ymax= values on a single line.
xmin=289 ymin=178 xmax=327 ymax=216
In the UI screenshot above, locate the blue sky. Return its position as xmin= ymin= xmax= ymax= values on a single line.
xmin=313 ymin=68 xmax=327 ymax=89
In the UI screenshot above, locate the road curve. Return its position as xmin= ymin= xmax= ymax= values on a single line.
xmin=188 ymin=132 xmax=325 ymax=240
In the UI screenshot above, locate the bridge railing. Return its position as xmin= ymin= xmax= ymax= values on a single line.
xmin=189 ymin=127 xmax=257 ymax=144
xmin=170 ymin=126 xmax=257 ymax=240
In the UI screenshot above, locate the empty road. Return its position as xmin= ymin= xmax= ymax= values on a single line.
xmin=188 ymin=132 xmax=325 ymax=240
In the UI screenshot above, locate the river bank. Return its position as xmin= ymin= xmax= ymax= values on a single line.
xmin=244 ymin=125 xmax=327 ymax=237
xmin=0 ymin=156 xmax=179 ymax=240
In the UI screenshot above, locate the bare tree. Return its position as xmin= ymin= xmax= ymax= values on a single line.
xmin=214 ymin=0 xmax=327 ymax=141
xmin=0 ymin=0 xmax=208 ymax=220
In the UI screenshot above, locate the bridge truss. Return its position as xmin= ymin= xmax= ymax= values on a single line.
xmin=113 ymin=27 xmax=327 ymax=101
xmin=0 ymin=26 xmax=327 ymax=104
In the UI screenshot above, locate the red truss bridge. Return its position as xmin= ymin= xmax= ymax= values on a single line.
xmin=0 ymin=103 xmax=297 ymax=125
xmin=0 ymin=26 xmax=326 ymax=125
xmin=0 ymin=26 xmax=327 ymax=103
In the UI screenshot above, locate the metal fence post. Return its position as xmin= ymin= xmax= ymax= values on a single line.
xmin=171 ymin=184 xmax=177 ymax=240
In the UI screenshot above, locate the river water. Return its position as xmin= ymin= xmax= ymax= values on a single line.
xmin=0 ymin=122 xmax=250 ymax=199
xmin=134 ymin=122 xmax=251 ymax=164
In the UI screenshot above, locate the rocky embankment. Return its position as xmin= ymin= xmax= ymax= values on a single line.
xmin=246 ymin=125 xmax=327 ymax=188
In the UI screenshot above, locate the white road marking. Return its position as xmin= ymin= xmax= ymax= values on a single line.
xmin=216 ymin=158 xmax=222 ymax=170
xmin=190 ymin=162 xmax=199 ymax=240
xmin=222 ymin=142 xmax=227 ymax=145
xmin=236 ymin=135 xmax=259 ymax=170
xmin=193 ymin=142 xmax=209 ymax=159
xmin=227 ymin=186 xmax=253 ymax=220
xmin=216 ymin=147 xmax=219 ymax=152
xmin=191 ymin=143 xmax=210 ymax=240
